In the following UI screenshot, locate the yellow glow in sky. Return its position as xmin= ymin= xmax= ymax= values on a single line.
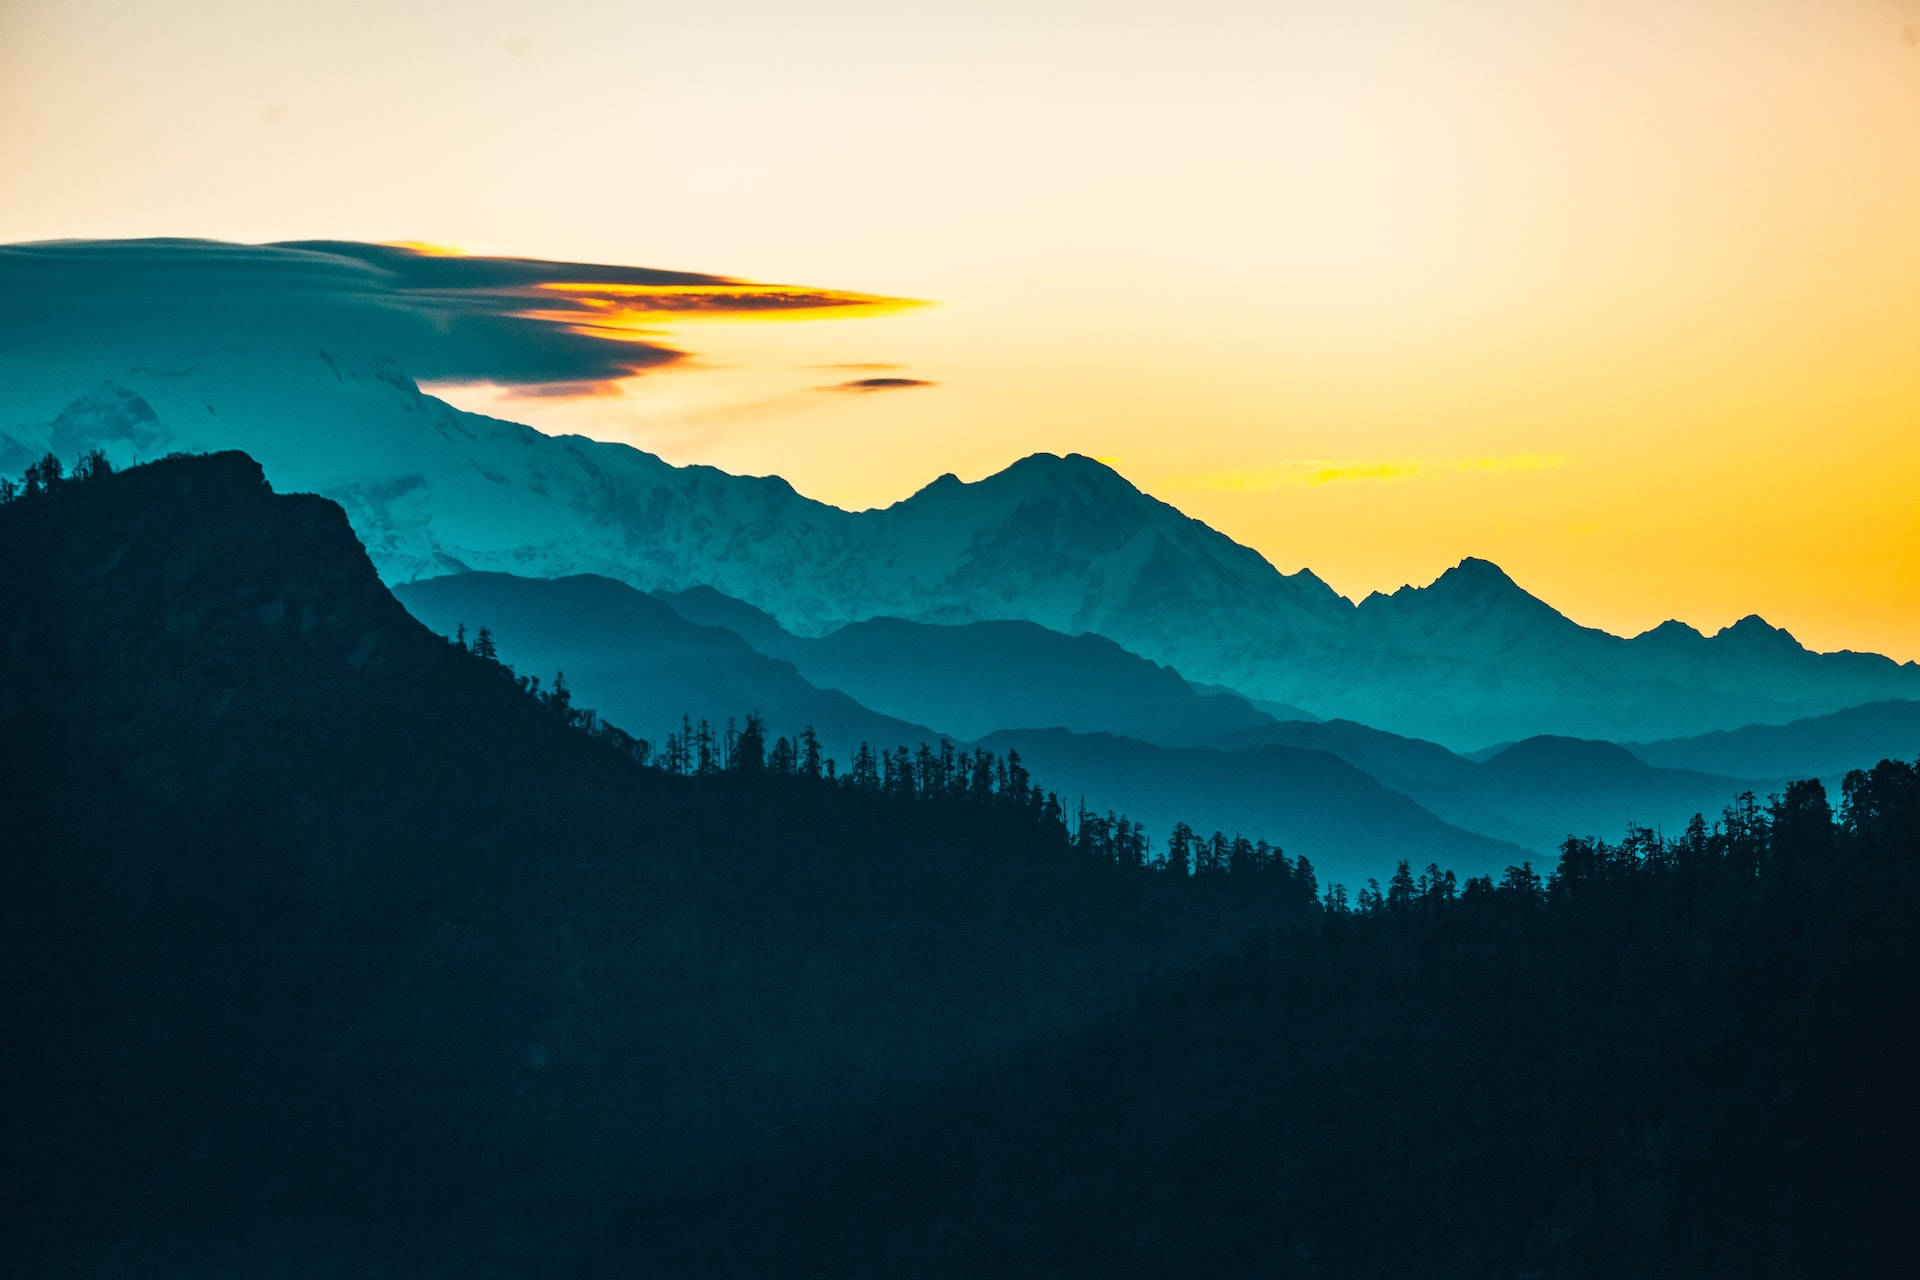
xmin=4 ymin=0 xmax=1918 ymax=658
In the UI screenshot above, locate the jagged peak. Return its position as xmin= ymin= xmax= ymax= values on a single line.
xmin=1433 ymin=556 xmax=1520 ymax=592
xmin=1714 ymin=614 xmax=1803 ymax=651
xmin=1636 ymin=618 xmax=1707 ymax=643
xmin=884 ymin=451 xmax=1144 ymax=512
xmin=995 ymin=450 xmax=1136 ymax=490
xmin=1369 ymin=556 xmax=1532 ymax=606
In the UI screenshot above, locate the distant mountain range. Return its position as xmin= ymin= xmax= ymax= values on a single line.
xmin=6 ymin=342 xmax=1917 ymax=747
xmin=395 ymin=570 xmax=1527 ymax=884
xmin=392 ymin=569 xmax=1885 ymax=879
xmin=1624 ymin=700 xmax=1920 ymax=782
xmin=395 ymin=572 xmax=942 ymax=765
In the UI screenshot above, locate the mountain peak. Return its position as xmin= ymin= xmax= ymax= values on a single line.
xmin=1714 ymin=614 xmax=1803 ymax=653
xmin=1433 ymin=556 xmax=1520 ymax=594
xmin=1637 ymin=619 xmax=1706 ymax=643
xmin=998 ymin=451 xmax=1133 ymax=488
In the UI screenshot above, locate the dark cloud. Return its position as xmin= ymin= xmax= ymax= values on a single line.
xmin=0 ymin=238 xmax=918 ymax=391
xmin=818 ymin=377 xmax=936 ymax=393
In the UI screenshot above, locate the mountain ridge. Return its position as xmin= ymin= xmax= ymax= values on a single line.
xmin=6 ymin=342 xmax=1916 ymax=746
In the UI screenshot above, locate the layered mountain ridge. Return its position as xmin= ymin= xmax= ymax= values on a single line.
xmin=5 ymin=341 xmax=1915 ymax=746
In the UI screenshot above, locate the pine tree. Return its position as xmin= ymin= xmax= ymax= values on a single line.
xmin=800 ymin=725 xmax=822 ymax=779
xmin=733 ymin=712 xmax=766 ymax=775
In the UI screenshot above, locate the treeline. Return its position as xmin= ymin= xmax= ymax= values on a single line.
xmin=450 ymin=617 xmax=1327 ymax=902
xmin=624 ymin=753 xmax=1920 ymax=1278
xmin=0 ymin=446 xmax=116 ymax=502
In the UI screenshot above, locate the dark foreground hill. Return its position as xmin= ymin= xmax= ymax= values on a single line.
xmin=0 ymin=453 xmax=1308 ymax=1275
xmin=629 ymin=769 xmax=1920 ymax=1279
xmin=5 ymin=452 xmax=1915 ymax=1278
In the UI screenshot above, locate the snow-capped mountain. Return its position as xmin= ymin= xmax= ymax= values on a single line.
xmin=5 ymin=341 xmax=1916 ymax=748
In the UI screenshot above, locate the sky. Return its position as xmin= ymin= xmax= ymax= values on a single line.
xmin=4 ymin=0 xmax=1919 ymax=659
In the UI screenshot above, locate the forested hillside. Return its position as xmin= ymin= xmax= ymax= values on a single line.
xmin=3 ymin=450 xmax=1913 ymax=1277
xmin=0 ymin=451 xmax=1308 ymax=1275
xmin=629 ymin=767 xmax=1920 ymax=1277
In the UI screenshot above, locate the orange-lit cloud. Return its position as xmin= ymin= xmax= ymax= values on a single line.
xmin=0 ymin=239 xmax=918 ymax=396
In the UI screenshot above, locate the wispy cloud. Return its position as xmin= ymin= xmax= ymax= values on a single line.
xmin=1178 ymin=454 xmax=1569 ymax=492
xmin=0 ymin=238 xmax=923 ymax=394
xmin=816 ymin=376 xmax=935 ymax=394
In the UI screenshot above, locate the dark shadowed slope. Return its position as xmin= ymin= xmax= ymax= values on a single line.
xmin=776 ymin=616 xmax=1284 ymax=747
xmin=0 ymin=453 xmax=1312 ymax=1276
xmin=658 ymin=583 xmax=1302 ymax=747
xmin=1474 ymin=736 xmax=1756 ymax=846
xmin=396 ymin=571 xmax=940 ymax=762
xmin=1214 ymin=717 xmax=1795 ymax=854
xmin=1625 ymin=700 xmax=1920 ymax=781
xmin=426 ymin=573 xmax=1759 ymax=859
xmin=980 ymin=728 xmax=1532 ymax=888
xmin=398 ymin=573 xmax=1527 ymax=876
xmin=636 ymin=784 xmax=1920 ymax=1279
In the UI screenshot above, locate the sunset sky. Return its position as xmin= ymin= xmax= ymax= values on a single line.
xmin=4 ymin=0 xmax=1918 ymax=658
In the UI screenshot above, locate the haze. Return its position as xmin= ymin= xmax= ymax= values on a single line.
xmin=4 ymin=0 xmax=1917 ymax=657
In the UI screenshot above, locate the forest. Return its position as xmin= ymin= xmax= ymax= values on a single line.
xmin=3 ymin=449 xmax=1916 ymax=1276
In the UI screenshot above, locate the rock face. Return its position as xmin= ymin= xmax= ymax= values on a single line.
xmin=5 ymin=342 xmax=1917 ymax=747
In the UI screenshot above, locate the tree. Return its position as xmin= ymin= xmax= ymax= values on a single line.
xmin=1291 ymin=855 xmax=1317 ymax=904
xmin=1387 ymin=860 xmax=1417 ymax=913
xmin=73 ymin=448 xmax=113 ymax=482
xmin=23 ymin=452 xmax=63 ymax=497
xmin=695 ymin=720 xmax=717 ymax=775
xmin=473 ymin=626 xmax=498 ymax=662
xmin=1500 ymin=861 xmax=1542 ymax=900
xmin=850 ymin=742 xmax=879 ymax=791
xmin=731 ymin=712 xmax=766 ymax=775
xmin=1164 ymin=822 xmax=1194 ymax=876
xmin=800 ymin=725 xmax=823 ymax=779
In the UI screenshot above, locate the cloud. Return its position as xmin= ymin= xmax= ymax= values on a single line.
xmin=817 ymin=376 xmax=935 ymax=393
xmin=0 ymin=238 xmax=921 ymax=393
xmin=1178 ymin=454 xmax=1568 ymax=492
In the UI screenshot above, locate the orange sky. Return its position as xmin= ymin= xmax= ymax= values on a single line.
xmin=4 ymin=0 xmax=1918 ymax=658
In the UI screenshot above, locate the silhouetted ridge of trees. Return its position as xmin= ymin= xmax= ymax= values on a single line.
xmin=442 ymin=608 xmax=1322 ymax=896
xmin=625 ymin=756 xmax=1920 ymax=1278
xmin=7 ymin=450 xmax=1915 ymax=1278
xmin=1 ymin=451 xmax=1320 ymax=1275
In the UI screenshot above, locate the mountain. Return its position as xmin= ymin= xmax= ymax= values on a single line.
xmin=4 ymin=452 xmax=1323 ymax=1274
xmin=651 ymin=593 xmax=1292 ymax=748
xmin=1337 ymin=559 xmax=1920 ymax=746
xmin=403 ymin=572 xmax=1516 ymax=873
xmin=978 ymin=728 xmax=1531 ymax=887
xmin=411 ymin=572 xmax=1770 ymax=859
xmin=395 ymin=571 xmax=940 ymax=763
xmin=1211 ymin=716 xmax=1548 ymax=849
xmin=8 ymin=341 xmax=1919 ymax=746
xmin=1626 ymin=700 xmax=1920 ymax=782
xmin=1211 ymin=717 xmax=1787 ymax=853
xmin=1472 ymin=736 xmax=1755 ymax=847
